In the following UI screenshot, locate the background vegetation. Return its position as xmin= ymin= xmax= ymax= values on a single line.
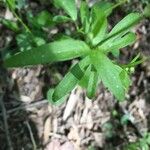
xmin=0 ymin=0 xmax=150 ymax=149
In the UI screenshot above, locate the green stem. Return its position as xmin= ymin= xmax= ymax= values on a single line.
xmin=6 ymin=0 xmax=32 ymax=34
xmin=121 ymin=58 xmax=147 ymax=68
xmin=104 ymin=0 xmax=128 ymax=16
xmin=110 ymin=0 xmax=128 ymax=10
xmin=75 ymin=22 xmax=79 ymax=31
xmin=13 ymin=11 xmax=32 ymax=33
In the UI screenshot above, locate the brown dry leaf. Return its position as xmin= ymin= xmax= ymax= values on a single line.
xmin=86 ymin=111 xmax=93 ymax=130
xmin=63 ymin=87 xmax=81 ymax=121
xmin=60 ymin=142 xmax=75 ymax=150
xmin=80 ymin=98 xmax=92 ymax=124
xmin=93 ymin=132 xmax=105 ymax=148
xmin=43 ymin=117 xmax=51 ymax=144
xmin=46 ymin=139 xmax=61 ymax=150
xmin=68 ymin=126 xmax=81 ymax=146
xmin=20 ymin=95 xmax=32 ymax=103
xmin=52 ymin=117 xmax=58 ymax=133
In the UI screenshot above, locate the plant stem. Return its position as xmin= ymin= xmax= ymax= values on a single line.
xmin=13 ymin=11 xmax=32 ymax=33
xmin=121 ymin=58 xmax=148 ymax=68
xmin=75 ymin=21 xmax=79 ymax=31
xmin=111 ymin=0 xmax=128 ymax=10
xmin=6 ymin=0 xmax=32 ymax=34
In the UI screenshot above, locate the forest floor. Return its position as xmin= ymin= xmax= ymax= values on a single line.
xmin=0 ymin=0 xmax=150 ymax=150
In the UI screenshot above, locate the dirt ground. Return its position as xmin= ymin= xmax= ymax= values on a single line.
xmin=0 ymin=0 xmax=150 ymax=150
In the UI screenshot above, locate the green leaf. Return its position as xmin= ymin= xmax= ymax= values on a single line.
xmin=139 ymin=139 xmax=149 ymax=150
xmin=53 ymin=15 xmax=71 ymax=23
xmin=90 ymin=5 xmax=105 ymax=36
xmin=4 ymin=39 xmax=90 ymax=67
xmin=15 ymin=0 xmax=26 ymax=9
xmin=6 ymin=0 xmax=26 ymax=10
xmin=16 ymin=33 xmax=46 ymax=52
xmin=92 ymin=1 xmax=113 ymax=17
xmin=16 ymin=33 xmax=32 ymax=51
xmin=54 ymin=0 xmax=77 ymax=21
xmin=80 ymin=1 xmax=90 ymax=33
xmin=146 ymin=133 xmax=150 ymax=145
xmin=89 ymin=5 xmax=108 ymax=46
xmin=130 ymin=53 xmax=140 ymax=63
xmin=32 ymin=11 xmax=53 ymax=28
xmin=33 ymin=36 xmax=46 ymax=46
xmin=92 ymin=19 xmax=107 ymax=46
xmin=6 ymin=0 xmax=16 ymax=10
xmin=0 ymin=18 xmax=19 ymax=32
xmin=119 ymin=70 xmax=131 ymax=90
xmin=78 ymin=65 xmax=100 ymax=89
xmin=52 ymin=56 xmax=90 ymax=102
xmin=121 ymin=114 xmax=131 ymax=125
xmin=47 ymin=89 xmax=67 ymax=106
xmin=79 ymin=64 xmax=91 ymax=88
xmin=121 ymin=54 xmax=145 ymax=69
xmin=96 ymin=13 xmax=141 ymax=47
xmin=90 ymin=51 xmax=125 ymax=101
xmin=144 ymin=4 xmax=150 ymax=18
xmin=99 ymin=32 xmax=136 ymax=53
xmin=87 ymin=65 xmax=99 ymax=99
xmin=111 ymin=49 xmax=120 ymax=57
xmin=108 ymin=13 xmax=141 ymax=38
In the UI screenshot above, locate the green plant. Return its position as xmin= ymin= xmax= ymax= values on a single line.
xmin=3 ymin=0 xmax=145 ymax=105
xmin=124 ymin=132 xmax=150 ymax=150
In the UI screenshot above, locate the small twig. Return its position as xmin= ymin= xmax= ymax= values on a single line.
xmin=0 ymin=99 xmax=48 ymax=115
xmin=0 ymin=94 xmax=13 ymax=150
xmin=25 ymin=121 xmax=37 ymax=150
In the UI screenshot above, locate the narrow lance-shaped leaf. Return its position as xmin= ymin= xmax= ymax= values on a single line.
xmin=4 ymin=39 xmax=90 ymax=67
xmin=79 ymin=64 xmax=91 ymax=88
xmin=87 ymin=65 xmax=99 ymax=99
xmin=92 ymin=19 xmax=107 ymax=46
xmin=97 ymin=13 xmax=141 ymax=47
xmin=90 ymin=6 xmax=105 ymax=37
xmin=119 ymin=70 xmax=131 ymax=91
xmin=90 ymin=51 xmax=125 ymax=101
xmin=107 ymin=13 xmax=141 ymax=40
xmin=91 ymin=1 xmax=113 ymax=17
xmin=0 ymin=18 xmax=19 ymax=32
xmin=130 ymin=53 xmax=141 ymax=63
xmin=88 ymin=1 xmax=118 ymax=45
xmin=79 ymin=65 xmax=102 ymax=90
xmin=54 ymin=0 xmax=77 ymax=21
xmin=99 ymin=0 xmax=131 ymax=17
xmin=89 ymin=3 xmax=108 ymax=46
xmin=53 ymin=15 xmax=71 ymax=23
xmin=80 ymin=1 xmax=90 ymax=33
xmin=47 ymin=88 xmax=67 ymax=106
xmin=144 ymin=4 xmax=150 ymax=18
xmin=52 ymin=56 xmax=90 ymax=102
xmin=100 ymin=32 xmax=136 ymax=53
xmin=6 ymin=0 xmax=16 ymax=10
xmin=121 ymin=54 xmax=146 ymax=69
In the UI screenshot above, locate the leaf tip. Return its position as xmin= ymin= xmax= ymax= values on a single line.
xmin=47 ymin=88 xmax=67 ymax=106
